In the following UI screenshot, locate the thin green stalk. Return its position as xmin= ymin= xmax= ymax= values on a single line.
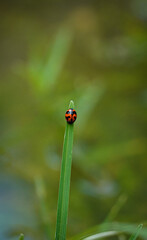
xmin=105 ymin=194 xmax=127 ymax=222
xmin=129 ymin=224 xmax=143 ymax=240
xmin=55 ymin=100 xmax=75 ymax=240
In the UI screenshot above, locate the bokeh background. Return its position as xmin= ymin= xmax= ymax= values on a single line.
xmin=0 ymin=0 xmax=147 ymax=240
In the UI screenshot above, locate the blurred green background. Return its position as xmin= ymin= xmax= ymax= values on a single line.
xmin=0 ymin=0 xmax=147 ymax=239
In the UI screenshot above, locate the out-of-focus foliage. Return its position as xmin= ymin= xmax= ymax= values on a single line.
xmin=19 ymin=233 xmax=24 ymax=240
xmin=0 ymin=0 xmax=146 ymax=239
xmin=69 ymin=222 xmax=146 ymax=240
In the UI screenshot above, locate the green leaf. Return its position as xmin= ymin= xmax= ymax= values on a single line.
xmin=129 ymin=224 xmax=143 ymax=240
xmin=76 ymin=84 xmax=105 ymax=132
xmin=83 ymin=231 xmax=119 ymax=240
xmin=41 ymin=28 xmax=73 ymax=90
xmin=69 ymin=222 xmax=147 ymax=240
xmin=55 ymin=100 xmax=75 ymax=240
xmin=105 ymin=194 xmax=127 ymax=222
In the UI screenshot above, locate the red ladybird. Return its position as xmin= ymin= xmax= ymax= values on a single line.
xmin=65 ymin=108 xmax=77 ymax=124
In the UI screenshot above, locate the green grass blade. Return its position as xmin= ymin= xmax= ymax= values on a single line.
xmin=129 ymin=224 xmax=143 ymax=240
xmin=34 ymin=177 xmax=51 ymax=239
xmin=42 ymin=28 xmax=73 ymax=90
xmin=69 ymin=222 xmax=147 ymax=240
xmin=105 ymin=194 xmax=127 ymax=222
xmin=55 ymin=100 xmax=75 ymax=240
xmin=83 ymin=231 xmax=119 ymax=240
xmin=18 ymin=233 xmax=24 ymax=240
xmin=76 ymin=84 xmax=105 ymax=132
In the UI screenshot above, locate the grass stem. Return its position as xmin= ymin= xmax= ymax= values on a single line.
xmin=55 ymin=100 xmax=75 ymax=240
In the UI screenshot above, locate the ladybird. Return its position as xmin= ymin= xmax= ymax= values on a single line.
xmin=65 ymin=108 xmax=77 ymax=124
